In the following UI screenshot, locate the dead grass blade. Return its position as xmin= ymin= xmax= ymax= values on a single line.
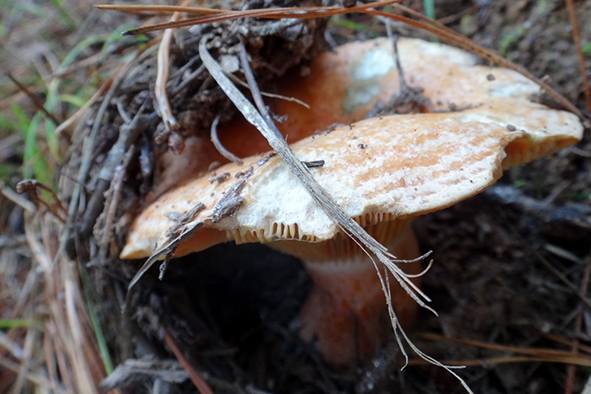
xmin=6 ymin=74 xmax=60 ymax=125
xmin=565 ymin=0 xmax=591 ymax=114
xmin=164 ymin=331 xmax=214 ymax=394
xmin=97 ymin=1 xmax=403 ymax=36
xmin=409 ymin=355 xmax=591 ymax=367
xmin=94 ymin=4 xmax=226 ymax=15
xmin=545 ymin=334 xmax=591 ymax=356
xmin=155 ymin=8 xmax=182 ymax=134
xmin=564 ymin=255 xmax=591 ymax=394
xmin=421 ymin=333 xmax=591 ymax=367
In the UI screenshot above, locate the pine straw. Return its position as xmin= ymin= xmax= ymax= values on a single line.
xmin=0 ymin=1 xmax=140 ymax=392
xmin=0 ymin=192 xmax=107 ymax=394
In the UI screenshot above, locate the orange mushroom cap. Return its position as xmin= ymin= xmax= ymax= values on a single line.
xmin=122 ymin=99 xmax=582 ymax=260
xmin=121 ymin=37 xmax=583 ymax=367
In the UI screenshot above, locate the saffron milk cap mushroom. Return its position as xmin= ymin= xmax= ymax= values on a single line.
xmin=121 ymin=38 xmax=584 ymax=367
xmin=122 ymin=104 xmax=582 ymax=365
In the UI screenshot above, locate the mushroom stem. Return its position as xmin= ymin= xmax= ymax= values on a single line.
xmin=272 ymin=219 xmax=421 ymax=367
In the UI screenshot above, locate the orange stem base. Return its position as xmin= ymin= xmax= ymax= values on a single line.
xmin=299 ymin=229 xmax=421 ymax=368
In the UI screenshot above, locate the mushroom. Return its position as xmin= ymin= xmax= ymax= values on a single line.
xmin=121 ymin=38 xmax=584 ymax=367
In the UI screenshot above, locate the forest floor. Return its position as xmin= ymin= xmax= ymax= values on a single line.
xmin=0 ymin=0 xmax=590 ymax=393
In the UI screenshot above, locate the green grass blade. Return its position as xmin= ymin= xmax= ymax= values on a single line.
xmin=50 ymin=0 xmax=76 ymax=30
xmin=423 ymin=0 xmax=435 ymax=20
xmin=79 ymin=263 xmax=114 ymax=374
xmin=0 ymin=114 xmax=18 ymax=132
xmin=329 ymin=18 xmax=381 ymax=36
xmin=0 ymin=163 xmax=18 ymax=181
xmin=22 ymin=112 xmax=52 ymax=184
xmin=60 ymin=94 xmax=87 ymax=108
xmin=60 ymin=34 xmax=108 ymax=71
xmin=0 ymin=319 xmax=39 ymax=329
xmin=10 ymin=103 xmax=31 ymax=131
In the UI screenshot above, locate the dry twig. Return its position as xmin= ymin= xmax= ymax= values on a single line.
xmin=419 ymin=333 xmax=591 ymax=367
xmin=155 ymin=10 xmax=180 ymax=135
xmin=564 ymin=255 xmax=591 ymax=394
xmin=164 ymin=331 xmax=214 ymax=394
xmin=210 ymin=114 xmax=243 ymax=165
xmin=6 ymin=74 xmax=60 ymax=125
xmin=565 ymin=0 xmax=591 ymax=114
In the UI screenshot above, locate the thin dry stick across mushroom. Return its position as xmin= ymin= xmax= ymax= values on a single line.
xmin=122 ymin=37 xmax=584 ymax=376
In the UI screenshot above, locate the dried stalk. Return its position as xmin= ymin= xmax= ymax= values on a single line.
xmin=164 ymin=331 xmax=214 ymax=394
xmin=565 ymin=0 xmax=591 ymax=114
xmin=564 ymin=256 xmax=591 ymax=394
xmin=155 ymin=12 xmax=180 ymax=132
xmin=421 ymin=332 xmax=591 ymax=367
xmin=210 ymin=114 xmax=243 ymax=165
xmin=96 ymin=1 xmax=403 ymax=36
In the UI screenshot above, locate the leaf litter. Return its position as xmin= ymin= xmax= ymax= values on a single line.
xmin=2 ymin=0 xmax=591 ymax=393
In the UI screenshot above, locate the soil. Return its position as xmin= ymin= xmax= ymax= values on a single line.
xmin=1 ymin=0 xmax=590 ymax=393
